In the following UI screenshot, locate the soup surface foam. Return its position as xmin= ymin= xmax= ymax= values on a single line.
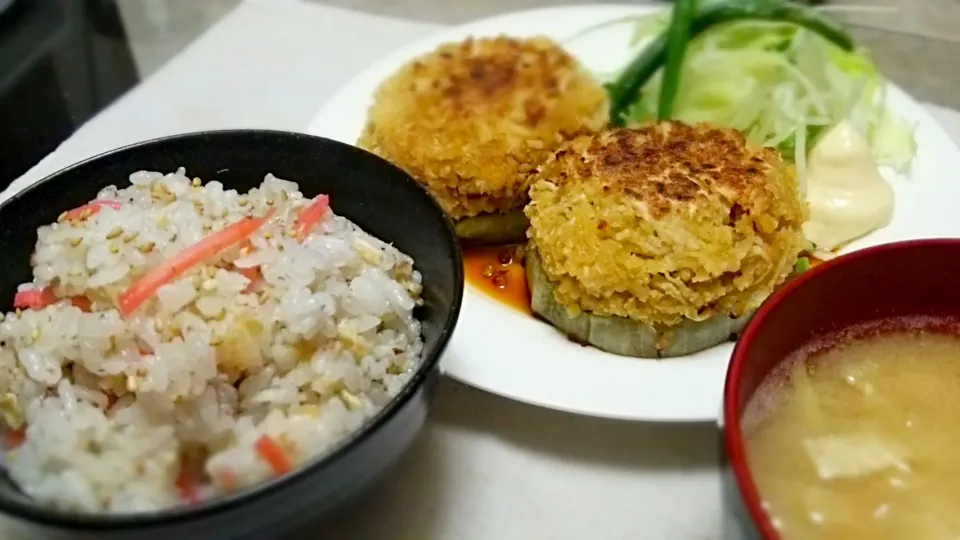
xmin=745 ymin=326 xmax=960 ymax=540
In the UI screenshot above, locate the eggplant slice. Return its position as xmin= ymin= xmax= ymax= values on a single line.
xmin=454 ymin=210 xmax=528 ymax=244
xmin=526 ymin=248 xmax=752 ymax=358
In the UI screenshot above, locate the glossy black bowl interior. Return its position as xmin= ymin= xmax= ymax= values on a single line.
xmin=0 ymin=130 xmax=464 ymax=540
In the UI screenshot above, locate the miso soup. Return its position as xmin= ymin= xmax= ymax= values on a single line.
xmin=744 ymin=327 xmax=960 ymax=540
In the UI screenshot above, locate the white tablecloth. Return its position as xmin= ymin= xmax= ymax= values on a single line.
xmin=3 ymin=1 xmax=959 ymax=538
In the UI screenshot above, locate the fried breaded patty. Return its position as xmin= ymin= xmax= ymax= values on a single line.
xmin=526 ymin=122 xmax=807 ymax=328
xmin=358 ymin=35 xmax=608 ymax=235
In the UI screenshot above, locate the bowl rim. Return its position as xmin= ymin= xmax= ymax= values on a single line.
xmin=722 ymin=237 xmax=960 ymax=540
xmin=0 ymin=129 xmax=465 ymax=529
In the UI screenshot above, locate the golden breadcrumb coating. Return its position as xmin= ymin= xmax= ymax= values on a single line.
xmin=358 ymin=35 xmax=608 ymax=220
xmin=526 ymin=123 xmax=808 ymax=327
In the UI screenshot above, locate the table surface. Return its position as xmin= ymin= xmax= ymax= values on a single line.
xmin=3 ymin=1 xmax=960 ymax=539
xmin=118 ymin=0 xmax=960 ymax=110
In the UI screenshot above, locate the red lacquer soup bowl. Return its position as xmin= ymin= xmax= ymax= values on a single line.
xmin=720 ymin=239 xmax=960 ymax=540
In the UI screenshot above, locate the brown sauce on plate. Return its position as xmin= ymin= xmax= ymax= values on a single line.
xmin=463 ymin=244 xmax=531 ymax=314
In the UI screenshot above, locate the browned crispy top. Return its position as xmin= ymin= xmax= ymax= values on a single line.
xmin=358 ymin=35 xmax=608 ymax=219
xmin=525 ymin=122 xmax=807 ymax=325
xmin=541 ymin=123 xmax=784 ymax=218
xmin=405 ymin=35 xmax=576 ymax=127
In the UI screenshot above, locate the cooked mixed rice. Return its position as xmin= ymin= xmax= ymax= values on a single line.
xmin=0 ymin=169 xmax=424 ymax=513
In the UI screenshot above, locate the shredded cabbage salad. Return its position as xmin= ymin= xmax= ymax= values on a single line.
xmin=590 ymin=10 xmax=918 ymax=174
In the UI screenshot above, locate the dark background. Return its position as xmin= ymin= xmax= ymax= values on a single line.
xmin=0 ymin=0 xmax=140 ymax=189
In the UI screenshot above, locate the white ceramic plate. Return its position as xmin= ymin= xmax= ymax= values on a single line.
xmin=307 ymin=4 xmax=960 ymax=421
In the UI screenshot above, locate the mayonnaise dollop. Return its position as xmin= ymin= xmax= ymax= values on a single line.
xmin=802 ymin=120 xmax=894 ymax=252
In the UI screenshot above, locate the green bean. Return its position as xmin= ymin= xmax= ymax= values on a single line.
xmin=658 ymin=0 xmax=697 ymax=120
